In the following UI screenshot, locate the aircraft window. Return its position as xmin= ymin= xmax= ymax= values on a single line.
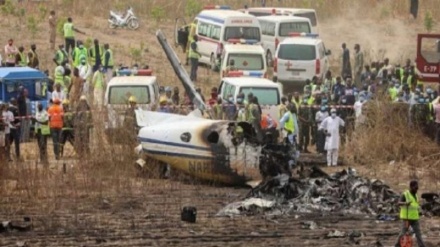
xmin=180 ymin=132 xmax=191 ymax=142
xmin=207 ymin=131 xmax=219 ymax=144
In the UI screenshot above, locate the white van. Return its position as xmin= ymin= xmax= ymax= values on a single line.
xmin=104 ymin=70 xmax=160 ymax=139
xmin=257 ymin=15 xmax=312 ymax=66
xmin=194 ymin=9 xmax=262 ymax=71
xmin=238 ymin=7 xmax=319 ymax=33
xmin=218 ymin=77 xmax=282 ymax=124
xmin=274 ymin=35 xmax=331 ymax=86
xmin=220 ymin=42 xmax=267 ymax=78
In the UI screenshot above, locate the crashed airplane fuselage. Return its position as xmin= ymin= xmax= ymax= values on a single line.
xmin=134 ymin=30 xmax=294 ymax=186
xmin=136 ymin=110 xmax=262 ymax=185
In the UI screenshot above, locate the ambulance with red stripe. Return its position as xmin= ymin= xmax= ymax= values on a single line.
xmin=193 ymin=6 xmax=262 ymax=72
xmin=220 ymin=38 xmax=267 ymax=79
xmin=273 ymin=33 xmax=331 ymax=89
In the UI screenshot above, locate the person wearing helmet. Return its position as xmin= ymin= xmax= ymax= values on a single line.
xmin=48 ymin=98 xmax=64 ymax=159
xmin=158 ymin=96 xmax=170 ymax=113
xmin=60 ymin=99 xmax=74 ymax=157
xmin=319 ymin=108 xmax=345 ymax=166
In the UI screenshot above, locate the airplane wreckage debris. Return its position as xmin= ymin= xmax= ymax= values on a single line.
xmin=134 ymin=30 xmax=333 ymax=187
xmin=217 ymin=166 xmax=440 ymax=217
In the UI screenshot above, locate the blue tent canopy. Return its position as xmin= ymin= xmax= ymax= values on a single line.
xmin=0 ymin=67 xmax=47 ymax=84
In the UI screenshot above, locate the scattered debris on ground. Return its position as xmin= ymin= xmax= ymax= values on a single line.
xmin=0 ymin=217 xmax=32 ymax=233
xmin=218 ymin=166 xmax=402 ymax=217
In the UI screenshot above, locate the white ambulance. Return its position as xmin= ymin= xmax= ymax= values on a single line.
xmin=104 ymin=69 xmax=160 ymax=141
xmin=220 ymin=39 xmax=267 ymax=79
xmin=193 ymin=8 xmax=262 ymax=71
xmin=238 ymin=7 xmax=319 ymax=33
xmin=273 ymin=33 xmax=331 ymax=86
xmin=218 ymin=76 xmax=282 ymax=124
xmin=257 ymin=15 xmax=312 ymax=67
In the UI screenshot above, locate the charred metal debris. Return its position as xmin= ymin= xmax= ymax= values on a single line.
xmin=217 ymin=167 xmax=437 ymax=217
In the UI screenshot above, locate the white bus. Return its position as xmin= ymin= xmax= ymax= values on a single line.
xmin=257 ymin=15 xmax=312 ymax=67
xmin=238 ymin=7 xmax=319 ymax=33
xmin=193 ymin=9 xmax=262 ymax=71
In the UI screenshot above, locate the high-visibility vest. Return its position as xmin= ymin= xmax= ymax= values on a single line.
xmin=42 ymin=82 xmax=47 ymax=97
xmin=89 ymin=46 xmax=103 ymax=64
xmin=55 ymin=49 xmax=67 ymax=65
xmin=307 ymin=96 xmax=315 ymax=105
xmin=389 ymin=87 xmax=398 ymax=101
xmin=93 ymin=71 xmax=105 ymax=89
xmin=284 ymin=112 xmax=295 ymax=133
xmin=247 ymin=103 xmax=255 ymax=122
xmin=18 ymin=52 xmax=27 ymax=66
xmin=62 ymin=111 xmax=74 ymax=130
xmin=63 ymin=76 xmax=71 ymax=94
xmin=292 ymin=98 xmax=301 ymax=111
xmin=73 ymin=47 xmax=88 ymax=67
xmin=103 ymin=49 xmax=114 ymax=67
xmin=54 ymin=66 xmax=64 ymax=85
xmin=188 ymin=23 xmax=197 ymax=43
xmin=63 ymin=22 xmax=74 ymax=38
xmin=399 ymin=190 xmax=420 ymax=220
xmin=407 ymin=75 xmax=413 ymax=85
xmin=428 ymin=103 xmax=434 ymax=121
xmin=188 ymin=41 xmax=200 ymax=59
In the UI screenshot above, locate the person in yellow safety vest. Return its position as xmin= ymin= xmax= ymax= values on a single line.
xmin=394 ymin=180 xmax=426 ymax=247
xmin=186 ymin=19 xmax=198 ymax=65
xmin=16 ymin=46 xmax=28 ymax=67
xmin=278 ymin=96 xmax=288 ymax=120
xmin=63 ymin=67 xmax=72 ymax=95
xmin=188 ymin=35 xmax=201 ymax=82
xmin=72 ymin=40 xmax=88 ymax=68
xmin=389 ymin=82 xmax=399 ymax=101
xmin=279 ymin=104 xmax=299 ymax=145
xmin=92 ymin=65 xmax=106 ymax=110
xmin=88 ymin=39 xmax=103 ymax=72
xmin=53 ymin=44 xmax=69 ymax=66
xmin=34 ymin=102 xmax=50 ymax=163
xmin=103 ymin=44 xmax=114 ymax=84
xmin=63 ymin=17 xmax=86 ymax=55
xmin=291 ymin=92 xmax=302 ymax=113
xmin=28 ymin=44 xmax=39 ymax=69
xmin=54 ymin=61 xmax=66 ymax=87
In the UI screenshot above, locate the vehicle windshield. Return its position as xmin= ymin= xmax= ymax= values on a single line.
xmin=224 ymin=27 xmax=261 ymax=41
xmin=239 ymin=87 xmax=279 ymax=105
xmin=108 ymin=86 xmax=150 ymax=104
xmin=278 ymin=44 xmax=316 ymax=61
xmin=279 ymin=22 xmax=311 ymax=36
xmin=227 ymin=53 xmax=264 ymax=70
xmin=294 ymin=12 xmax=317 ymax=26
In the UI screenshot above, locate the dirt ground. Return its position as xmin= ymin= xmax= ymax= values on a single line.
xmin=2 ymin=0 xmax=440 ymax=246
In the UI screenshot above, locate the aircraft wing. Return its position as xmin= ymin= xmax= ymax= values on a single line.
xmin=156 ymin=30 xmax=209 ymax=118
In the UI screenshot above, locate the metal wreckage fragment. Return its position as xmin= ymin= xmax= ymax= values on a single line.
xmin=218 ymin=166 xmax=440 ymax=217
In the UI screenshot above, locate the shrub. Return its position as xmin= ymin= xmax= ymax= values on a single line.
xmin=424 ymin=11 xmax=434 ymax=33
xmin=185 ymin=0 xmax=202 ymax=18
xmin=27 ymin=16 xmax=38 ymax=39
xmin=151 ymin=6 xmax=165 ymax=23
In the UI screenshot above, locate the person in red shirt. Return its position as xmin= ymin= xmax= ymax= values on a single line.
xmin=207 ymin=87 xmax=218 ymax=106
xmin=48 ymin=99 xmax=64 ymax=159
